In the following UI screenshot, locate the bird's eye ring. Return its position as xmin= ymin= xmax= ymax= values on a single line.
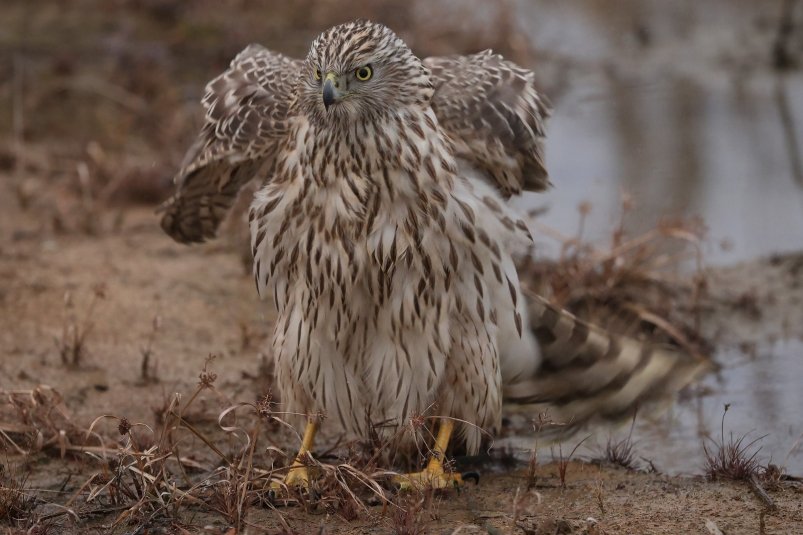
xmin=314 ymin=68 xmax=321 ymax=81
xmin=355 ymin=65 xmax=372 ymax=81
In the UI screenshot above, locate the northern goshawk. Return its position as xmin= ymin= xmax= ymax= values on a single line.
xmin=160 ymin=20 xmax=705 ymax=489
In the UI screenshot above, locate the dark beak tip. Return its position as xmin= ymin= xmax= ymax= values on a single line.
xmin=322 ymin=80 xmax=336 ymax=110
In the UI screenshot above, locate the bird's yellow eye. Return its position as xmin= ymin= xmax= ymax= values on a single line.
xmin=355 ymin=65 xmax=372 ymax=81
xmin=314 ymin=68 xmax=321 ymax=81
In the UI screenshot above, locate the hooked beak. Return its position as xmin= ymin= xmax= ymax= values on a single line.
xmin=322 ymin=72 xmax=343 ymax=110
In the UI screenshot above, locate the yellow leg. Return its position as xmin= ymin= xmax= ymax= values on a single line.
xmin=271 ymin=419 xmax=318 ymax=492
xmin=393 ymin=419 xmax=466 ymax=490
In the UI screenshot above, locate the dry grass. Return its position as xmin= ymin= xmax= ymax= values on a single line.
xmin=556 ymin=435 xmax=591 ymax=488
xmin=703 ymin=404 xmax=765 ymax=482
xmin=0 ymin=356 xmax=428 ymax=531
xmin=521 ymin=196 xmax=710 ymax=358
xmin=390 ymin=492 xmax=430 ymax=535
xmin=0 ymin=386 xmax=85 ymax=457
xmin=138 ymin=315 xmax=162 ymax=384
xmin=0 ymin=462 xmax=36 ymax=526
xmin=0 ymin=353 xmax=521 ymax=532
xmin=55 ymin=284 xmax=107 ymax=368
xmin=604 ymin=435 xmax=636 ymax=471
xmin=525 ymin=448 xmax=539 ymax=491
xmin=602 ymin=413 xmax=638 ymax=470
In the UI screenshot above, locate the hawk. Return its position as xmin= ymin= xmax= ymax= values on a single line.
xmin=160 ymin=20 xmax=706 ymax=489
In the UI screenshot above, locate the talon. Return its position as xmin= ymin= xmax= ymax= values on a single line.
xmin=268 ymin=467 xmax=318 ymax=504
xmin=393 ymin=468 xmax=464 ymax=491
xmin=269 ymin=418 xmax=319 ymax=503
xmin=462 ymin=471 xmax=480 ymax=485
xmin=393 ymin=419 xmax=470 ymax=491
xmin=268 ymin=486 xmax=290 ymax=505
xmin=267 ymin=487 xmax=281 ymax=502
xmin=268 ymin=478 xmax=293 ymax=504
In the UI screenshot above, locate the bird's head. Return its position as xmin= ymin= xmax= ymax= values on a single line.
xmin=298 ymin=21 xmax=433 ymax=124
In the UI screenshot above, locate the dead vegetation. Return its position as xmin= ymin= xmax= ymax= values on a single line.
xmin=0 ymin=357 xmax=441 ymax=532
xmin=55 ymin=284 xmax=107 ymax=368
xmin=600 ymin=413 xmax=638 ymax=470
xmin=556 ymin=435 xmax=591 ymax=489
xmin=390 ymin=493 xmax=431 ymax=535
xmin=0 ymin=360 xmax=550 ymax=533
xmin=0 ymin=462 xmax=36 ymax=527
xmin=703 ymin=404 xmax=766 ymax=482
xmin=521 ymin=196 xmax=711 ymax=359
xmin=0 ymin=386 xmax=85 ymax=457
xmin=702 ymin=404 xmax=788 ymax=512
xmin=138 ymin=315 xmax=161 ymax=384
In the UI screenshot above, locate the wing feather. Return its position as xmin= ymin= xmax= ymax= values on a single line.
xmin=159 ymin=45 xmax=301 ymax=244
xmin=426 ymin=50 xmax=551 ymax=197
xmin=161 ymin=47 xmax=550 ymax=243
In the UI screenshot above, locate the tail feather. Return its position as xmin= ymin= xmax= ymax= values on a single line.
xmin=503 ymin=294 xmax=710 ymax=429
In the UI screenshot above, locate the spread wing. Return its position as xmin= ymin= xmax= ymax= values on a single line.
xmin=159 ymin=45 xmax=301 ymax=244
xmin=426 ymin=50 xmax=551 ymax=197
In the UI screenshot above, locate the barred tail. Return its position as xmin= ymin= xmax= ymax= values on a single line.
xmin=503 ymin=294 xmax=710 ymax=429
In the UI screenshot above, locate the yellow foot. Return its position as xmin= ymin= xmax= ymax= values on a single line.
xmin=270 ymin=464 xmax=313 ymax=493
xmin=392 ymin=418 xmax=479 ymax=491
xmin=284 ymin=464 xmax=311 ymax=487
xmin=393 ymin=466 xmax=466 ymax=490
xmin=269 ymin=418 xmax=319 ymax=500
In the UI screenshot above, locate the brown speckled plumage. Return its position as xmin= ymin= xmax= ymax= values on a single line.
xmin=160 ymin=21 xmax=706 ymax=453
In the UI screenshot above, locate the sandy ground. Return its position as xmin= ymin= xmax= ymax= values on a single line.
xmin=2 ymin=173 xmax=803 ymax=534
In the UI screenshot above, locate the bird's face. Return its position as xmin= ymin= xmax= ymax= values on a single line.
xmin=299 ymin=21 xmax=433 ymax=124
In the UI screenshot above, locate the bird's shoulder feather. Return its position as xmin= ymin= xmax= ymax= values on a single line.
xmin=159 ymin=45 xmax=302 ymax=243
xmin=426 ymin=50 xmax=551 ymax=197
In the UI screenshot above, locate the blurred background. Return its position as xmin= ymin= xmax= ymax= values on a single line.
xmin=2 ymin=0 xmax=802 ymax=475
xmin=2 ymin=0 xmax=801 ymax=262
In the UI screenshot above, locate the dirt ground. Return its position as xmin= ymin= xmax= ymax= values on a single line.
xmin=3 ymin=1 xmax=803 ymax=534
xmin=2 ymin=198 xmax=803 ymax=533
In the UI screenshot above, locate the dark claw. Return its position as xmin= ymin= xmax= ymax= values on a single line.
xmin=269 ymin=484 xmax=317 ymax=506
xmin=462 ymin=471 xmax=480 ymax=485
xmin=268 ymin=486 xmax=293 ymax=506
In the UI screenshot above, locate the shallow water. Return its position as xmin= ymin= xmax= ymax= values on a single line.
xmin=498 ymin=1 xmax=803 ymax=475
xmin=631 ymin=338 xmax=803 ymax=475
xmin=499 ymin=339 xmax=803 ymax=476
xmin=513 ymin=0 xmax=803 ymax=265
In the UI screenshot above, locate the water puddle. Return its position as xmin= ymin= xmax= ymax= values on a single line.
xmin=499 ymin=338 xmax=803 ymax=475
xmin=510 ymin=0 xmax=803 ymax=264
xmin=496 ymin=1 xmax=803 ymax=475
xmin=630 ymin=338 xmax=803 ymax=475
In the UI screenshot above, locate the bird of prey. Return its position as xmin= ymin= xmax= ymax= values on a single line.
xmin=160 ymin=20 xmax=706 ymax=490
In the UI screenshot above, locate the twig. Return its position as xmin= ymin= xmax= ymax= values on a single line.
xmin=775 ymin=78 xmax=803 ymax=186
xmin=168 ymin=410 xmax=232 ymax=466
xmin=749 ymin=474 xmax=777 ymax=510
